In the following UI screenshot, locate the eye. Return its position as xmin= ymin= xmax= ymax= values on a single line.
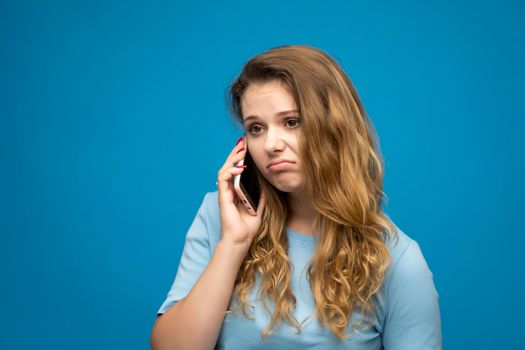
xmin=246 ymin=124 xmax=263 ymax=135
xmin=286 ymin=118 xmax=301 ymax=128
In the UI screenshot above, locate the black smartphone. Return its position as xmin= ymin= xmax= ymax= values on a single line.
xmin=233 ymin=148 xmax=261 ymax=216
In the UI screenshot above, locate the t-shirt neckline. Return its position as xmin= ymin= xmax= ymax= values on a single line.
xmin=286 ymin=228 xmax=318 ymax=250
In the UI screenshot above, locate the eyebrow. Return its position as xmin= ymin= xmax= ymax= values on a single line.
xmin=242 ymin=109 xmax=299 ymax=124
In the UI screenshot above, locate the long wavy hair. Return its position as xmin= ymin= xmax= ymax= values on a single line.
xmin=225 ymin=44 xmax=398 ymax=340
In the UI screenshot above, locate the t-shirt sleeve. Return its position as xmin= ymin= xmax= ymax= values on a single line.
xmin=382 ymin=240 xmax=442 ymax=350
xmin=157 ymin=193 xmax=213 ymax=315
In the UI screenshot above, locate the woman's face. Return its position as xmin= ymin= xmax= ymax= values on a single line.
xmin=240 ymin=80 xmax=305 ymax=194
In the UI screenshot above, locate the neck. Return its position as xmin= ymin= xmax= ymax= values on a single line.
xmin=286 ymin=190 xmax=319 ymax=236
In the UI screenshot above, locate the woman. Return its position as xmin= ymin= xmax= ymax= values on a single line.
xmin=150 ymin=45 xmax=442 ymax=349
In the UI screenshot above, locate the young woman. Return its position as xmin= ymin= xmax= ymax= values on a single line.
xmin=150 ymin=45 xmax=442 ymax=349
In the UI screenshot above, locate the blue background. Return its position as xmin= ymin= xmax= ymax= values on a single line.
xmin=1 ymin=1 xmax=523 ymax=349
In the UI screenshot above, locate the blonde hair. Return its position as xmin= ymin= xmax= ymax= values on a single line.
xmin=226 ymin=44 xmax=398 ymax=340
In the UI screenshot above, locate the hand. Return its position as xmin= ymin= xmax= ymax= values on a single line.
xmin=217 ymin=136 xmax=267 ymax=248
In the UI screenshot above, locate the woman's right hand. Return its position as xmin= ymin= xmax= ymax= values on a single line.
xmin=217 ymin=136 xmax=267 ymax=249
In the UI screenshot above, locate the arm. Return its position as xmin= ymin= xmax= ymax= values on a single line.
xmin=150 ymin=239 xmax=250 ymax=350
xmin=151 ymin=136 xmax=266 ymax=350
xmin=382 ymin=240 xmax=442 ymax=350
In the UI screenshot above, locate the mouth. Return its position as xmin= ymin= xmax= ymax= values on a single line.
xmin=268 ymin=161 xmax=295 ymax=171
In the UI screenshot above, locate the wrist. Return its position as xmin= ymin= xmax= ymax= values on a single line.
xmin=217 ymin=238 xmax=251 ymax=257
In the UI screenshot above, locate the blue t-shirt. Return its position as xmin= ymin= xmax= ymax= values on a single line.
xmin=157 ymin=191 xmax=442 ymax=349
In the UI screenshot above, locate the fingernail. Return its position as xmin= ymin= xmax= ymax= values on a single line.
xmin=236 ymin=147 xmax=245 ymax=154
xmin=236 ymin=136 xmax=244 ymax=145
xmin=236 ymin=165 xmax=247 ymax=168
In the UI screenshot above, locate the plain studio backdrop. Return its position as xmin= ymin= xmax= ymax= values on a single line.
xmin=1 ymin=1 xmax=523 ymax=349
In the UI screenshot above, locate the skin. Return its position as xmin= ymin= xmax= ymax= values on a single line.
xmin=240 ymin=80 xmax=318 ymax=236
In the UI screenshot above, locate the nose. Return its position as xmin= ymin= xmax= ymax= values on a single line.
xmin=264 ymin=126 xmax=286 ymax=153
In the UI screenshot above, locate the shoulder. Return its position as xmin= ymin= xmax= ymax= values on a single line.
xmin=196 ymin=190 xmax=221 ymax=245
xmin=378 ymin=223 xmax=439 ymax=313
xmin=201 ymin=190 xmax=220 ymax=223
xmin=384 ymin=224 xmax=425 ymax=271
xmin=383 ymin=224 xmax=434 ymax=288
xmin=378 ymin=224 xmax=442 ymax=347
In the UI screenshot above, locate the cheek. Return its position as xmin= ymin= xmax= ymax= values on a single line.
xmin=289 ymin=138 xmax=300 ymax=155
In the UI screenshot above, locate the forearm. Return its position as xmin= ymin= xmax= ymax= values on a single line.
xmin=150 ymin=240 xmax=249 ymax=350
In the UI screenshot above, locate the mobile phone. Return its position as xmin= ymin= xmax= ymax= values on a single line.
xmin=233 ymin=148 xmax=261 ymax=216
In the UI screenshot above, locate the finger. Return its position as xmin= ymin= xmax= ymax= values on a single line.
xmin=217 ymin=165 xmax=247 ymax=195
xmin=218 ymin=140 xmax=247 ymax=177
xmin=217 ymin=143 xmax=248 ymax=190
xmin=225 ymin=143 xmax=247 ymax=168
xmin=218 ymin=163 xmax=247 ymax=182
xmin=225 ymin=136 xmax=246 ymax=161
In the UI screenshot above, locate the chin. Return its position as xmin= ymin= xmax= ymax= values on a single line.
xmin=270 ymin=179 xmax=305 ymax=194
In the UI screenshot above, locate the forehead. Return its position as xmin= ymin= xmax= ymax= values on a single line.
xmin=241 ymin=80 xmax=297 ymax=120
